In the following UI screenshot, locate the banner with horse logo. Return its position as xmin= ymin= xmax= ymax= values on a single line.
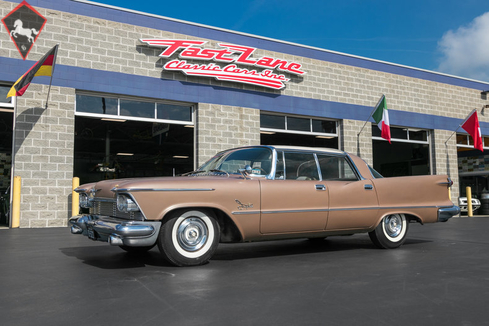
xmin=1 ymin=1 xmax=47 ymax=60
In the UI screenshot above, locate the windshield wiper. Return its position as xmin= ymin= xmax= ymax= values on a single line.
xmin=181 ymin=169 xmax=229 ymax=177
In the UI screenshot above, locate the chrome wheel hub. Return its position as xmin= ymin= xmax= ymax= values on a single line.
xmin=384 ymin=215 xmax=402 ymax=238
xmin=176 ymin=217 xmax=208 ymax=252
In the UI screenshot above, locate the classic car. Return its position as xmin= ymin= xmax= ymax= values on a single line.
xmin=458 ymin=197 xmax=481 ymax=213
xmin=69 ymin=145 xmax=460 ymax=266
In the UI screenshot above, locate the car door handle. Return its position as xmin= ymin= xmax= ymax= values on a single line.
xmin=364 ymin=184 xmax=373 ymax=190
xmin=315 ymin=184 xmax=326 ymax=191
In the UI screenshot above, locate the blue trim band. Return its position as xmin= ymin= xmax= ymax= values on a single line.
xmin=2 ymin=56 xmax=486 ymax=134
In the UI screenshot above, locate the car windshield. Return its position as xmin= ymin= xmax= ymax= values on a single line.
xmin=198 ymin=147 xmax=273 ymax=175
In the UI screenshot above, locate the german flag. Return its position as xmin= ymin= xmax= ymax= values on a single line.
xmin=7 ymin=44 xmax=58 ymax=98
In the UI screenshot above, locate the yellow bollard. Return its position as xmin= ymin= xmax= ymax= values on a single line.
xmin=11 ymin=176 xmax=21 ymax=228
xmin=72 ymin=177 xmax=80 ymax=217
xmin=466 ymin=186 xmax=473 ymax=217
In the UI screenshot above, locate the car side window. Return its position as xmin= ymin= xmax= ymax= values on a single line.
xmin=317 ymin=154 xmax=358 ymax=181
xmin=284 ymin=152 xmax=319 ymax=180
xmin=275 ymin=151 xmax=285 ymax=179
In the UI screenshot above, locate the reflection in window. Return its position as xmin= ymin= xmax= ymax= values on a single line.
xmin=120 ymin=100 xmax=155 ymax=119
xmin=261 ymin=113 xmax=337 ymax=135
xmin=409 ymin=130 xmax=427 ymax=141
xmin=76 ymin=95 xmax=118 ymax=115
xmin=157 ymin=103 xmax=192 ymax=121
xmin=261 ymin=114 xmax=285 ymax=129
xmin=372 ymin=125 xmax=428 ymax=142
xmin=287 ymin=117 xmax=310 ymax=132
xmin=76 ymin=94 xmax=194 ymax=124
xmin=312 ymin=120 xmax=336 ymax=133
xmin=0 ymin=86 xmax=12 ymax=105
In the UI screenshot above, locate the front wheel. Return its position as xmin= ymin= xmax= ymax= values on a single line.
xmin=369 ymin=214 xmax=409 ymax=249
xmin=158 ymin=209 xmax=220 ymax=266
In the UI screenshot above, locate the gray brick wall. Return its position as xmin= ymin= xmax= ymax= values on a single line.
xmin=432 ymin=129 xmax=460 ymax=204
xmin=341 ymin=119 xmax=374 ymax=165
xmin=13 ymin=84 xmax=75 ymax=227
xmin=196 ymin=104 xmax=260 ymax=166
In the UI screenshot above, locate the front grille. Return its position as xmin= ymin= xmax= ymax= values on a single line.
xmin=90 ymin=200 xmax=144 ymax=221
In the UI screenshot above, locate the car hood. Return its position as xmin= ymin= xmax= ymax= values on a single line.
xmin=81 ymin=175 xmax=246 ymax=198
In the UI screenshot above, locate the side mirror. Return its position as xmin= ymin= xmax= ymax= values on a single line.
xmin=238 ymin=165 xmax=253 ymax=179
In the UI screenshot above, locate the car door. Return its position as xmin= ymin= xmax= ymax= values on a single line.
xmin=318 ymin=154 xmax=379 ymax=230
xmin=260 ymin=151 xmax=329 ymax=234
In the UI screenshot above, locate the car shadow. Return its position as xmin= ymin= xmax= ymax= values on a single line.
xmin=60 ymin=236 xmax=432 ymax=268
xmin=211 ymin=236 xmax=432 ymax=261
xmin=60 ymin=246 xmax=175 ymax=269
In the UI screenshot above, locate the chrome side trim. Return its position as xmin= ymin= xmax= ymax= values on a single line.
xmin=232 ymin=210 xmax=261 ymax=215
xmin=234 ymin=205 xmax=443 ymax=216
xmin=112 ymin=188 xmax=215 ymax=193
xmin=330 ymin=205 xmax=440 ymax=212
xmin=261 ymin=208 xmax=330 ymax=214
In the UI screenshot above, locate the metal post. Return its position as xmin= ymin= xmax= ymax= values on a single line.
xmin=72 ymin=177 xmax=80 ymax=217
xmin=466 ymin=186 xmax=473 ymax=217
xmin=11 ymin=176 xmax=21 ymax=228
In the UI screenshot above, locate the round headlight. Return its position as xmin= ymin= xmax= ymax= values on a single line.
xmin=79 ymin=193 xmax=91 ymax=208
xmin=117 ymin=194 xmax=139 ymax=212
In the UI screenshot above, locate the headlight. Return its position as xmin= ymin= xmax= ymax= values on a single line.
xmin=79 ymin=193 xmax=93 ymax=208
xmin=117 ymin=194 xmax=140 ymax=212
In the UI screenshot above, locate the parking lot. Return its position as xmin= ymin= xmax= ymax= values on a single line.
xmin=1 ymin=216 xmax=489 ymax=326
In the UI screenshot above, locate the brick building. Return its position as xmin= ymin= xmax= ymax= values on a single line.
xmin=1 ymin=0 xmax=489 ymax=227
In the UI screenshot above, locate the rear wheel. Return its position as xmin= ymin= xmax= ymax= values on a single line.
xmin=158 ymin=209 xmax=220 ymax=266
xmin=369 ymin=214 xmax=409 ymax=249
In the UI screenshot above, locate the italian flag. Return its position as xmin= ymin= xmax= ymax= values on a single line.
xmin=372 ymin=95 xmax=391 ymax=143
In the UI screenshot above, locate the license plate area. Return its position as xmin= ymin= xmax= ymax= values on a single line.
xmin=87 ymin=225 xmax=98 ymax=240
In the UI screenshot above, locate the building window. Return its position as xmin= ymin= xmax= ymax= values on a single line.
xmin=260 ymin=112 xmax=338 ymax=149
xmin=0 ymin=85 xmax=14 ymax=109
xmin=76 ymin=93 xmax=194 ymax=125
xmin=372 ymin=125 xmax=431 ymax=177
xmin=74 ymin=92 xmax=195 ymax=184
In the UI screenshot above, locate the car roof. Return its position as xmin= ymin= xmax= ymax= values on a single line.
xmin=270 ymin=145 xmax=346 ymax=155
xmin=219 ymin=145 xmax=347 ymax=156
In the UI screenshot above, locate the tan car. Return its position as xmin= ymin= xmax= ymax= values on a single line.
xmin=70 ymin=145 xmax=459 ymax=266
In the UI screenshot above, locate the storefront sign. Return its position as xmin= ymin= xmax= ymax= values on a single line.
xmin=140 ymin=39 xmax=306 ymax=90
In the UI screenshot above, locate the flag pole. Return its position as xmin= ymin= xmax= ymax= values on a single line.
xmin=445 ymin=108 xmax=477 ymax=145
xmin=358 ymin=94 xmax=385 ymax=136
xmin=44 ymin=44 xmax=59 ymax=110
xmin=9 ymin=96 xmax=17 ymax=228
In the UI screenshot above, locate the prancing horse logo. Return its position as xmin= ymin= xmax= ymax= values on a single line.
xmin=10 ymin=19 xmax=39 ymax=43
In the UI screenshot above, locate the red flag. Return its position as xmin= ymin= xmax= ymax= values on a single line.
xmin=461 ymin=110 xmax=483 ymax=152
xmin=7 ymin=44 xmax=58 ymax=98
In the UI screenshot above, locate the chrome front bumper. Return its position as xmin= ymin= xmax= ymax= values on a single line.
xmin=438 ymin=205 xmax=461 ymax=222
xmin=69 ymin=215 xmax=161 ymax=247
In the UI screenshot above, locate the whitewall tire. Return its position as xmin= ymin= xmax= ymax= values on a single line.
xmin=158 ymin=209 xmax=220 ymax=266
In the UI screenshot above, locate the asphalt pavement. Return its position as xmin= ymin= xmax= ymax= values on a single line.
xmin=1 ymin=216 xmax=489 ymax=326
